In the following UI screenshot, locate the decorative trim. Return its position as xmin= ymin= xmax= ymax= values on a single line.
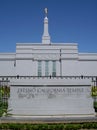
xmin=16 ymin=43 xmax=78 ymax=46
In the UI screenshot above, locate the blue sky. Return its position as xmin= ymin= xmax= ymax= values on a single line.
xmin=0 ymin=0 xmax=97 ymax=53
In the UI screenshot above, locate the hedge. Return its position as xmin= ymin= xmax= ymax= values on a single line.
xmin=0 ymin=122 xmax=97 ymax=130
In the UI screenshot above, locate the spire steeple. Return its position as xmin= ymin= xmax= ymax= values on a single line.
xmin=42 ymin=8 xmax=51 ymax=44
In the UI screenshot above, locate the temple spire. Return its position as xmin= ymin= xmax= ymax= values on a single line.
xmin=42 ymin=8 xmax=51 ymax=44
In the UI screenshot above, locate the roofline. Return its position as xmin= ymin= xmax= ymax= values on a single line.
xmin=16 ymin=43 xmax=78 ymax=46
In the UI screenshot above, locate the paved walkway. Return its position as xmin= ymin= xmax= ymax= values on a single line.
xmin=0 ymin=116 xmax=97 ymax=123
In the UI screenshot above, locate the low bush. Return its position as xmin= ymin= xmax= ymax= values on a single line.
xmin=0 ymin=122 xmax=97 ymax=130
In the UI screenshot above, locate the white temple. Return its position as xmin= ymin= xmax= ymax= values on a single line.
xmin=0 ymin=8 xmax=97 ymax=116
xmin=0 ymin=8 xmax=97 ymax=78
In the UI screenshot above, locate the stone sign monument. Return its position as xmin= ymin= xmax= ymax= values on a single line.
xmin=8 ymin=79 xmax=94 ymax=116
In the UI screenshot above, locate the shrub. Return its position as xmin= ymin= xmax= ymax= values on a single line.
xmin=65 ymin=124 xmax=81 ymax=130
xmin=91 ymin=86 xmax=97 ymax=97
xmin=0 ymin=122 xmax=97 ymax=130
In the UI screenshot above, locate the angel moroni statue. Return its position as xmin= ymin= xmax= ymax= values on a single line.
xmin=45 ymin=8 xmax=48 ymax=17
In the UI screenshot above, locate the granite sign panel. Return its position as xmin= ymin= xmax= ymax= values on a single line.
xmin=8 ymin=86 xmax=94 ymax=116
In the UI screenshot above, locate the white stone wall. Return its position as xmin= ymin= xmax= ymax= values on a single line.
xmin=78 ymin=61 xmax=97 ymax=76
xmin=0 ymin=53 xmax=15 ymax=76
xmin=16 ymin=60 xmax=35 ymax=76
xmin=0 ymin=60 xmax=15 ymax=76
xmin=62 ymin=60 xmax=79 ymax=76
xmin=0 ymin=44 xmax=97 ymax=78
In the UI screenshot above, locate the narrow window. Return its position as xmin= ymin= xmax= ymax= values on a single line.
xmin=38 ymin=61 xmax=42 ymax=76
xmin=52 ymin=61 xmax=56 ymax=76
xmin=45 ymin=61 xmax=49 ymax=76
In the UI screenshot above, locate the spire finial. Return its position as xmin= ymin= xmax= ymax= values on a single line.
xmin=42 ymin=8 xmax=50 ymax=44
xmin=44 ymin=8 xmax=48 ymax=17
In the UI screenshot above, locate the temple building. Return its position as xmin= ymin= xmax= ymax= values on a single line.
xmin=0 ymin=9 xmax=97 ymax=79
xmin=0 ymin=8 xmax=97 ymax=116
